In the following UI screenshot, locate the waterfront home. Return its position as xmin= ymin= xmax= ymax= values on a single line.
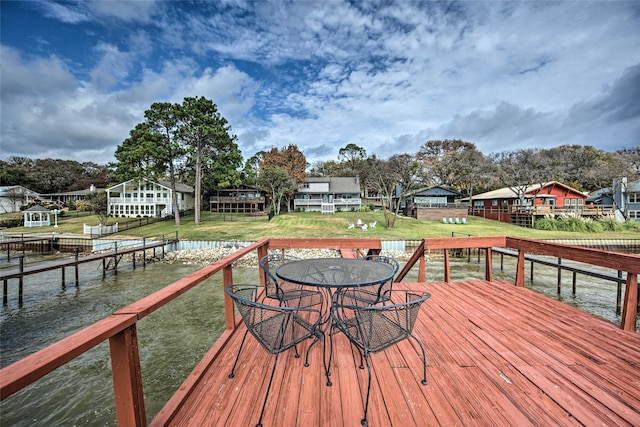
xmin=294 ymin=176 xmax=362 ymax=213
xmin=588 ymin=177 xmax=640 ymax=221
xmin=106 ymin=179 xmax=194 ymax=218
xmin=402 ymin=185 xmax=465 ymax=220
xmin=41 ymin=184 xmax=103 ymax=206
xmin=464 ymin=181 xmax=600 ymax=226
xmin=209 ymin=184 xmax=267 ymax=214
xmin=0 ymin=185 xmax=39 ymax=213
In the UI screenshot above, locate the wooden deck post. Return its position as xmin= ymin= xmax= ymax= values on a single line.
xmin=109 ymin=324 xmax=146 ymax=427
xmin=485 ymin=247 xmax=493 ymax=281
xmin=621 ymin=272 xmax=638 ymax=332
xmin=515 ymin=249 xmax=525 ymax=287
xmin=223 ymin=265 xmax=236 ymax=330
xmin=418 ymin=251 xmax=426 ymax=282
xmin=443 ymin=249 xmax=451 ymax=283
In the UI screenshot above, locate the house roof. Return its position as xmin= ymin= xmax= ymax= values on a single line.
xmin=0 ymin=185 xmax=40 ymax=197
xmin=302 ymin=177 xmax=360 ymax=193
xmin=42 ymin=187 xmax=104 ymax=197
xmin=108 ymin=179 xmax=194 ymax=193
xmin=462 ymin=181 xmax=586 ymax=201
xmin=406 ymin=186 xmax=462 ymax=197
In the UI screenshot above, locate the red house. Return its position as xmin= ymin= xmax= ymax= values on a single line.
xmin=464 ymin=181 xmax=591 ymax=226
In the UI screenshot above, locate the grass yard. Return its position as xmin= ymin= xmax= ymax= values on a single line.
xmin=5 ymin=210 xmax=639 ymax=241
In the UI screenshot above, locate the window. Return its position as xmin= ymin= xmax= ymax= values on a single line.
xmin=303 ymin=182 xmax=310 ymax=189
xmin=491 ymin=200 xmax=498 ymax=206
xmin=474 ymin=201 xmax=484 ymax=207
xmin=628 ymin=211 xmax=639 ymax=220
xmin=629 ymin=193 xmax=640 ymax=203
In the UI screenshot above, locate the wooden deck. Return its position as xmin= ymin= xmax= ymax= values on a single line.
xmin=157 ymin=280 xmax=640 ymax=426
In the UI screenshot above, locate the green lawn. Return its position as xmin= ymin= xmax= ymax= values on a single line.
xmin=6 ymin=210 xmax=638 ymax=241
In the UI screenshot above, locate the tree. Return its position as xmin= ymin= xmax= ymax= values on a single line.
xmin=111 ymin=123 xmax=166 ymax=182
xmin=366 ymin=154 xmax=420 ymax=229
xmin=85 ymin=191 xmax=109 ymax=225
xmin=338 ymin=143 xmax=367 ymax=176
xmin=417 ymin=139 xmax=478 ymax=187
xmin=261 ymin=145 xmax=307 ymax=212
xmin=178 ymin=96 xmax=242 ymax=225
xmin=241 ymin=152 xmax=266 ymax=186
xmin=257 ymin=167 xmax=295 ymax=215
xmin=452 ymin=148 xmax=494 ymax=207
xmin=144 ymin=102 xmax=186 ymax=226
xmin=492 ymin=149 xmax=550 ymax=207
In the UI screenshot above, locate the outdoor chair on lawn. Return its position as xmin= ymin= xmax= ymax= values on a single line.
xmin=226 ymin=284 xmax=323 ymax=427
xmin=331 ymin=289 xmax=431 ymax=426
xmin=340 ymin=255 xmax=400 ymax=307
xmin=259 ymin=253 xmax=324 ymax=310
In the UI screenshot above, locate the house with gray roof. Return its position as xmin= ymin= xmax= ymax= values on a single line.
xmin=293 ymin=177 xmax=361 ymax=214
xmin=106 ymin=178 xmax=194 ymax=218
xmin=0 ymin=185 xmax=40 ymax=213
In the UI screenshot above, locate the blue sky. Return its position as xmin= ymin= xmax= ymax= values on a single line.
xmin=1 ymin=1 xmax=639 ymax=167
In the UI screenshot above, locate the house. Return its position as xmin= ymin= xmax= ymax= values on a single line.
xmin=0 ymin=185 xmax=40 ymax=213
xmin=464 ymin=181 xmax=591 ymax=225
xmin=293 ymin=177 xmax=361 ymax=214
xmin=402 ymin=186 xmax=466 ymax=220
xmin=209 ymin=184 xmax=267 ymax=214
xmin=106 ymin=179 xmax=194 ymax=218
xmin=588 ymin=178 xmax=640 ymax=221
xmin=41 ymin=185 xmax=103 ymax=206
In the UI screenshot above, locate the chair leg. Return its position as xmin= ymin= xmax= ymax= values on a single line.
xmin=361 ymin=353 xmax=372 ymax=426
xmin=324 ymin=322 xmax=333 ymax=386
xmin=410 ymin=334 xmax=429 ymax=385
xmin=228 ymin=330 xmax=250 ymax=379
xmin=256 ymin=350 xmax=282 ymax=427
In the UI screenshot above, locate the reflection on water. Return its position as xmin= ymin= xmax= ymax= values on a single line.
xmin=1 ymin=251 xmax=637 ymax=425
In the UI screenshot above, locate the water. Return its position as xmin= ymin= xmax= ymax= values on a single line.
xmin=1 ymin=250 xmax=637 ymax=425
xmin=0 ymin=259 xmax=259 ymax=426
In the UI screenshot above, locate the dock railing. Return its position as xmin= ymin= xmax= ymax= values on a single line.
xmin=1 ymin=236 xmax=638 ymax=426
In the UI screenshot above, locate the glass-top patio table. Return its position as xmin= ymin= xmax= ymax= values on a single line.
xmin=275 ymin=257 xmax=395 ymax=289
xmin=276 ymin=257 xmax=396 ymax=386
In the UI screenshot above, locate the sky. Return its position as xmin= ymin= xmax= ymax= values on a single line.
xmin=1 ymin=0 xmax=639 ymax=167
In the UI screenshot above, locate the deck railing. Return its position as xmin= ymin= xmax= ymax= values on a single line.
xmin=1 ymin=236 xmax=638 ymax=426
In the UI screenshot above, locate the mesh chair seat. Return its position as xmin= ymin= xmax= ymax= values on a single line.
xmin=332 ymin=289 xmax=431 ymax=426
xmin=226 ymin=285 xmax=323 ymax=427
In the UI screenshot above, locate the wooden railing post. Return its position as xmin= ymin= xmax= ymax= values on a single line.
xmin=443 ymin=249 xmax=450 ymax=283
xmin=621 ymin=273 xmax=638 ymax=332
xmin=515 ymin=249 xmax=525 ymax=287
xmin=223 ymin=265 xmax=235 ymax=330
xmin=485 ymin=247 xmax=493 ymax=281
xmin=109 ymin=324 xmax=146 ymax=427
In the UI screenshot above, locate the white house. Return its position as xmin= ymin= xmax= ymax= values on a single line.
xmin=0 ymin=185 xmax=40 ymax=213
xmin=293 ymin=177 xmax=361 ymax=214
xmin=106 ymin=179 xmax=195 ymax=218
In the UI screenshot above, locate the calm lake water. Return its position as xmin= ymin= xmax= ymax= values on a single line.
xmin=0 ymin=249 xmax=637 ymax=425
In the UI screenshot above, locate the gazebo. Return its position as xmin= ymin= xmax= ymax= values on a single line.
xmin=23 ymin=205 xmax=51 ymax=227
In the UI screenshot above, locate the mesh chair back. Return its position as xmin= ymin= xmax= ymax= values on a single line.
xmin=259 ymin=253 xmax=301 ymax=299
xmin=334 ymin=289 xmax=430 ymax=353
xmin=227 ymin=285 xmax=320 ymax=354
xmin=341 ymin=255 xmax=400 ymax=305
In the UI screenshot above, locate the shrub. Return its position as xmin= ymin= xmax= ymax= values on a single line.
xmin=583 ymin=217 xmax=604 ymax=233
xmin=599 ymin=215 xmax=622 ymax=231
xmin=534 ymin=216 xmax=557 ymax=230
xmin=622 ymin=220 xmax=640 ymax=231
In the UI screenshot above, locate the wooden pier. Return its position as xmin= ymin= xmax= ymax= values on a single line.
xmin=0 ymin=236 xmax=638 ymax=426
xmin=1 ymin=235 xmax=178 ymax=304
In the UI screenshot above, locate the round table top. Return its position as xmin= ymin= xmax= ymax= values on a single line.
xmin=276 ymin=257 xmax=395 ymax=288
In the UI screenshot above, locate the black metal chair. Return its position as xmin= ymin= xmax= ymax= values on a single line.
xmin=226 ymin=284 xmax=323 ymax=427
xmin=340 ymin=255 xmax=400 ymax=306
xmin=259 ymin=253 xmax=324 ymax=309
xmin=331 ymin=289 xmax=431 ymax=426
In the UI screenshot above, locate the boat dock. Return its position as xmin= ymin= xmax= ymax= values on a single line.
xmin=1 ymin=234 xmax=178 ymax=304
xmin=1 ymin=236 xmax=638 ymax=426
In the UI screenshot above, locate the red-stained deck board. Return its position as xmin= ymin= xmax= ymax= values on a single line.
xmin=159 ymin=280 xmax=640 ymax=427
